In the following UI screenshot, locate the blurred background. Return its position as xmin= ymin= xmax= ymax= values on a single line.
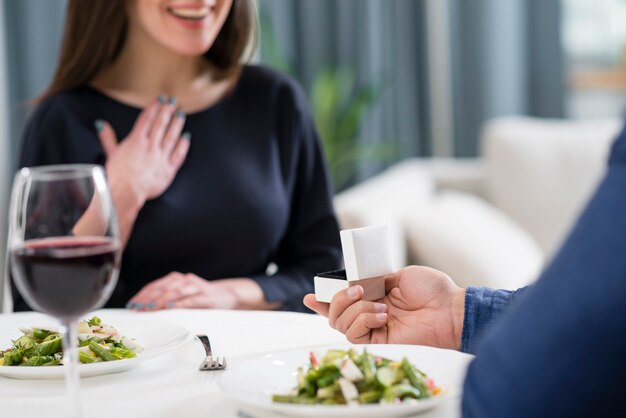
xmin=0 ymin=0 xmax=625 ymax=305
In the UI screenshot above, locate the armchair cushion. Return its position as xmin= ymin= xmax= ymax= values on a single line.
xmin=483 ymin=117 xmax=622 ymax=256
xmin=406 ymin=191 xmax=544 ymax=289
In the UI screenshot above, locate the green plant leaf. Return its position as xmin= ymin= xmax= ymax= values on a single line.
xmin=258 ymin=7 xmax=394 ymax=192
xmin=330 ymin=142 xmax=397 ymax=191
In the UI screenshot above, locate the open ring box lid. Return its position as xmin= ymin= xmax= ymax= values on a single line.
xmin=314 ymin=225 xmax=394 ymax=302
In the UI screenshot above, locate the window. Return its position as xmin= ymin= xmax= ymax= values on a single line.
xmin=562 ymin=0 xmax=626 ymax=118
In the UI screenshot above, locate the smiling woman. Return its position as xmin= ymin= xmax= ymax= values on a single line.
xmin=13 ymin=0 xmax=342 ymax=314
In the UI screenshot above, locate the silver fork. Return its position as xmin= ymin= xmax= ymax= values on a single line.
xmin=196 ymin=334 xmax=227 ymax=371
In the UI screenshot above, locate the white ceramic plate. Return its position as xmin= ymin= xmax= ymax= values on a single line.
xmin=219 ymin=344 xmax=465 ymax=418
xmin=0 ymin=311 xmax=191 ymax=380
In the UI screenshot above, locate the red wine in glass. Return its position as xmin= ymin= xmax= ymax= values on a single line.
xmin=8 ymin=165 xmax=121 ymax=418
xmin=11 ymin=237 xmax=120 ymax=321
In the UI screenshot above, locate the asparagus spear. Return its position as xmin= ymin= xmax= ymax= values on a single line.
xmin=88 ymin=341 xmax=116 ymax=362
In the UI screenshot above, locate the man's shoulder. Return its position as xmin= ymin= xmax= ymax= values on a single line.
xmin=609 ymin=118 xmax=626 ymax=164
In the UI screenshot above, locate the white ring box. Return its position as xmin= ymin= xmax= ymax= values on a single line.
xmin=314 ymin=225 xmax=394 ymax=303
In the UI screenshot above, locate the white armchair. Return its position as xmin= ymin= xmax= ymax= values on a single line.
xmin=334 ymin=117 xmax=623 ymax=290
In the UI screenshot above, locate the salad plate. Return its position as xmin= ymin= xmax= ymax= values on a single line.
xmin=219 ymin=344 xmax=470 ymax=418
xmin=0 ymin=310 xmax=191 ymax=379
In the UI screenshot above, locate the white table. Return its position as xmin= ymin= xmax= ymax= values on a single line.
xmin=0 ymin=309 xmax=473 ymax=417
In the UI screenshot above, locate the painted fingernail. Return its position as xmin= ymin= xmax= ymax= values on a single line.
xmin=94 ymin=119 xmax=105 ymax=133
xmin=166 ymin=302 xmax=176 ymax=309
xmin=176 ymin=108 xmax=185 ymax=119
xmin=168 ymin=96 xmax=177 ymax=105
xmin=181 ymin=132 xmax=191 ymax=141
xmin=347 ymin=286 xmax=359 ymax=299
xmin=375 ymin=313 xmax=388 ymax=321
xmin=125 ymin=301 xmax=134 ymax=309
xmin=374 ymin=303 xmax=387 ymax=313
xmin=134 ymin=303 xmax=145 ymax=309
xmin=146 ymin=302 xmax=156 ymax=310
xmin=157 ymin=94 xmax=166 ymax=104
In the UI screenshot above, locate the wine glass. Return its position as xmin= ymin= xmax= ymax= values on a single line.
xmin=8 ymin=164 xmax=121 ymax=418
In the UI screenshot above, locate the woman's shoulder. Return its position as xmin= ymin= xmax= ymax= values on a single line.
xmin=240 ymin=65 xmax=309 ymax=110
xmin=20 ymin=87 xmax=107 ymax=167
xmin=27 ymin=87 xmax=100 ymax=131
xmin=241 ymin=65 xmax=299 ymax=88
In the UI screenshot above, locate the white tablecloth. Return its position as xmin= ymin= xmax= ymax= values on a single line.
xmin=0 ymin=309 xmax=472 ymax=417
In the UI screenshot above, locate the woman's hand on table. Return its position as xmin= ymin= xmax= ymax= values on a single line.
xmin=303 ymin=266 xmax=466 ymax=349
xmin=95 ymin=95 xmax=191 ymax=245
xmin=127 ymin=272 xmax=281 ymax=311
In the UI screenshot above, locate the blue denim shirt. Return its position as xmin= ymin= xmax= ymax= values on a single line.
xmin=461 ymin=122 xmax=626 ymax=417
xmin=460 ymin=287 xmax=528 ymax=354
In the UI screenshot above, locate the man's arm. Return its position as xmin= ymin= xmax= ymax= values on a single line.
xmin=462 ymin=127 xmax=626 ymax=417
xmin=461 ymin=287 xmax=529 ymax=353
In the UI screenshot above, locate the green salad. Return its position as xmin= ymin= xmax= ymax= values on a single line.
xmin=272 ymin=349 xmax=442 ymax=405
xmin=0 ymin=316 xmax=144 ymax=367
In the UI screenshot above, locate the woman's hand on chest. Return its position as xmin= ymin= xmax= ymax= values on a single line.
xmin=97 ymin=95 xmax=191 ymax=204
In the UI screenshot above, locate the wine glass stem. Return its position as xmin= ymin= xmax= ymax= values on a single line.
xmin=60 ymin=321 xmax=81 ymax=418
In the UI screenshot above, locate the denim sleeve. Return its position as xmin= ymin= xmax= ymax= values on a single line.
xmin=461 ymin=287 xmax=529 ymax=354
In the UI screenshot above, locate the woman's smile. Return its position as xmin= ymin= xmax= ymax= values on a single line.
xmin=166 ymin=2 xmax=216 ymax=28
xmin=126 ymin=0 xmax=231 ymax=55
